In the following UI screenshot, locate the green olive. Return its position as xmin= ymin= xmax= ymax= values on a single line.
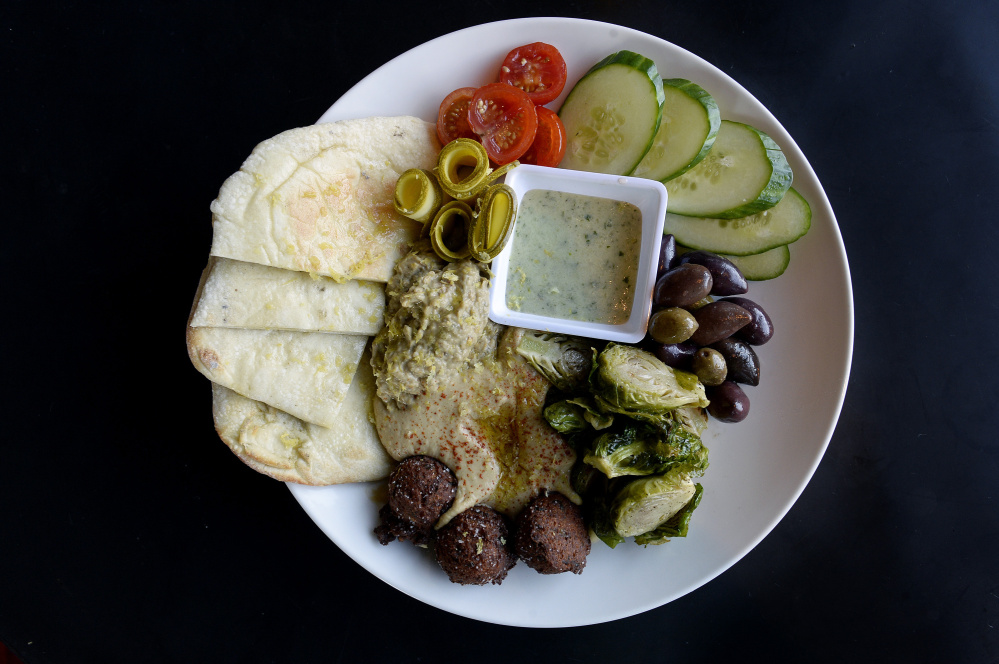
xmin=648 ymin=307 xmax=698 ymax=344
xmin=692 ymin=347 xmax=728 ymax=386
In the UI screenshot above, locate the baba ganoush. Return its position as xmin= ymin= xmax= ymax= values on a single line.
xmin=505 ymin=190 xmax=643 ymax=324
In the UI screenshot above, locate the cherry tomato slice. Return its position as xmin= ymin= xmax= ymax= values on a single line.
xmin=467 ymin=82 xmax=538 ymax=165
xmin=519 ymin=106 xmax=566 ymax=167
xmin=436 ymin=87 xmax=478 ymax=145
xmin=498 ymin=42 xmax=567 ymax=106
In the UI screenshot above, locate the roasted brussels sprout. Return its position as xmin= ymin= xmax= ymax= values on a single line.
xmin=609 ymin=468 xmax=700 ymax=538
xmin=516 ymin=332 xmax=594 ymax=394
xmin=591 ymin=344 xmax=709 ymax=427
xmin=543 ymin=400 xmax=589 ymax=434
xmin=634 ymin=482 xmax=703 ymax=545
xmin=582 ymin=421 xmax=708 ymax=479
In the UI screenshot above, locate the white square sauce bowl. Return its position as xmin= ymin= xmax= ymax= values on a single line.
xmin=489 ymin=164 xmax=668 ymax=343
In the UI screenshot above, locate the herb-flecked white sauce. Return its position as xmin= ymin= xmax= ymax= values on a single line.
xmin=505 ymin=189 xmax=642 ymax=324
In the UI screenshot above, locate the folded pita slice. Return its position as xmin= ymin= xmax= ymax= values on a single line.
xmin=209 ymin=116 xmax=440 ymax=283
xmin=190 ymin=257 xmax=385 ymax=334
xmin=187 ymin=326 xmax=366 ymax=428
xmin=211 ymin=348 xmax=392 ymax=485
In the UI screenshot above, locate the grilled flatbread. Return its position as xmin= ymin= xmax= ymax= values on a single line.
xmin=211 ymin=348 xmax=391 ymax=485
xmin=209 ymin=116 xmax=440 ymax=283
xmin=187 ymin=326 xmax=366 ymax=428
xmin=190 ymin=257 xmax=385 ymax=334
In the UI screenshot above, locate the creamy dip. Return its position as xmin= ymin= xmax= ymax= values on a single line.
xmin=505 ymin=190 xmax=643 ymax=324
xmin=374 ymin=327 xmax=578 ymax=526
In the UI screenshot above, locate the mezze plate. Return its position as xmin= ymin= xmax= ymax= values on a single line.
xmin=288 ymin=17 xmax=854 ymax=627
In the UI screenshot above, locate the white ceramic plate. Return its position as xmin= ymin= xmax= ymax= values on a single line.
xmin=289 ymin=17 xmax=854 ymax=627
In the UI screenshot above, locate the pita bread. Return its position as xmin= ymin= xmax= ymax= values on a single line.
xmin=187 ymin=325 xmax=366 ymax=428
xmin=209 ymin=116 xmax=440 ymax=283
xmin=211 ymin=348 xmax=392 ymax=485
xmin=190 ymin=257 xmax=385 ymax=334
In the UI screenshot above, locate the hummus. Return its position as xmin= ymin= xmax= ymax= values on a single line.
xmin=371 ymin=245 xmax=578 ymax=526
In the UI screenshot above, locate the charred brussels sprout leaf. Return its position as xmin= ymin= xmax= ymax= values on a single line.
xmin=589 ymin=490 xmax=626 ymax=549
xmin=591 ymin=344 xmax=709 ymax=427
xmin=566 ymin=395 xmax=614 ymax=430
xmin=671 ymin=405 xmax=709 ymax=436
xmin=634 ymin=483 xmax=703 ymax=545
xmin=570 ymin=459 xmax=605 ymax=498
xmin=516 ymin=332 xmax=594 ymax=394
xmin=583 ymin=421 xmax=709 ymax=478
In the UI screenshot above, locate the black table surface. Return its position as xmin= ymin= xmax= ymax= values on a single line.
xmin=3 ymin=1 xmax=998 ymax=662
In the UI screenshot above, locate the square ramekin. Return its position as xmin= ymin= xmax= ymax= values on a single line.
xmin=489 ymin=164 xmax=668 ymax=343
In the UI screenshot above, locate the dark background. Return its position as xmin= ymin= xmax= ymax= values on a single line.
xmin=3 ymin=0 xmax=998 ymax=662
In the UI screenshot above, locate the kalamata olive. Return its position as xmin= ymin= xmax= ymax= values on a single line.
xmin=719 ymin=296 xmax=774 ymax=345
xmin=689 ymin=301 xmax=752 ymax=346
xmin=711 ymin=337 xmax=760 ymax=386
xmin=678 ymin=250 xmax=749 ymax=296
xmin=692 ymin=347 xmax=727 ymax=386
xmin=645 ymin=339 xmax=698 ymax=370
xmin=654 ymin=263 xmax=712 ymax=308
xmin=706 ymin=381 xmax=750 ymax=423
xmin=657 ymin=234 xmax=677 ymax=278
xmin=648 ymin=307 xmax=698 ymax=344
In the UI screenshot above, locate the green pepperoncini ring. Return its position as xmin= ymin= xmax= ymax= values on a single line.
xmin=435 ymin=138 xmax=492 ymax=200
xmin=393 ymin=168 xmax=444 ymax=223
xmin=429 ymin=200 xmax=474 ymax=262
xmin=469 ymin=183 xmax=517 ymax=262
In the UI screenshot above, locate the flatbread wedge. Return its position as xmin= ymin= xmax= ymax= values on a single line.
xmin=209 ymin=116 xmax=440 ymax=283
xmin=211 ymin=348 xmax=392 ymax=485
xmin=187 ymin=325 xmax=366 ymax=428
xmin=190 ymin=257 xmax=385 ymax=334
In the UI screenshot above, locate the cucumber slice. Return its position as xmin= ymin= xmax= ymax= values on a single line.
xmin=675 ymin=242 xmax=789 ymax=279
xmin=558 ymin=50 xmax=664 ymax=175
xmin=663 ymin=188 xmax=811 ymax=256
xmin=723 ymin=245 xmax=791 ymax=280
xmin=665 ymin=120 xmax=792 ymax=218
xmin=631 ymin=78 xmax=721 ymax=182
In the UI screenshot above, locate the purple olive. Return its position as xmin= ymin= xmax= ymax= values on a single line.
xmin=689 ymin=301 xmax=752 ymax=346
xmin=654 ymin=263 xmax=712 ymax=308
xmin=657 ymin=234 xmax=677 ymax=278
xmin=711 ymin=337 xmax=760 ymax=386
xmin=644 ymin=338 xmax=698 ymax=371
xmin=719 ymin=296 xmax=774 ymax=345
xmin=707 ymin=381 xmax=750 ymax=423
xmin=678 ymin=250 xmax=749 ymax=296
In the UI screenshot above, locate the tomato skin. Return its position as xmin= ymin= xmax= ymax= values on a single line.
xmin=519 ymin=106 xmax=566 ymax=167
xmin=467 ymin=82 xmax=538 ymax=165
xmin=436 ymin=87 xmax=478 ymax=145
xmin=498 ymin=42 xmax=567 ymax=106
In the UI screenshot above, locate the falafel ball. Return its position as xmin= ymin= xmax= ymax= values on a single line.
xmin=435 ymin=505 xmax=515 ymax=585
xmin=513 ymin=490 xmax=590 ymax=575
xmin=388 ymin=455 xmax=457 ymax=527
xmin=375 ymin=455 xmax=456 ymax=546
